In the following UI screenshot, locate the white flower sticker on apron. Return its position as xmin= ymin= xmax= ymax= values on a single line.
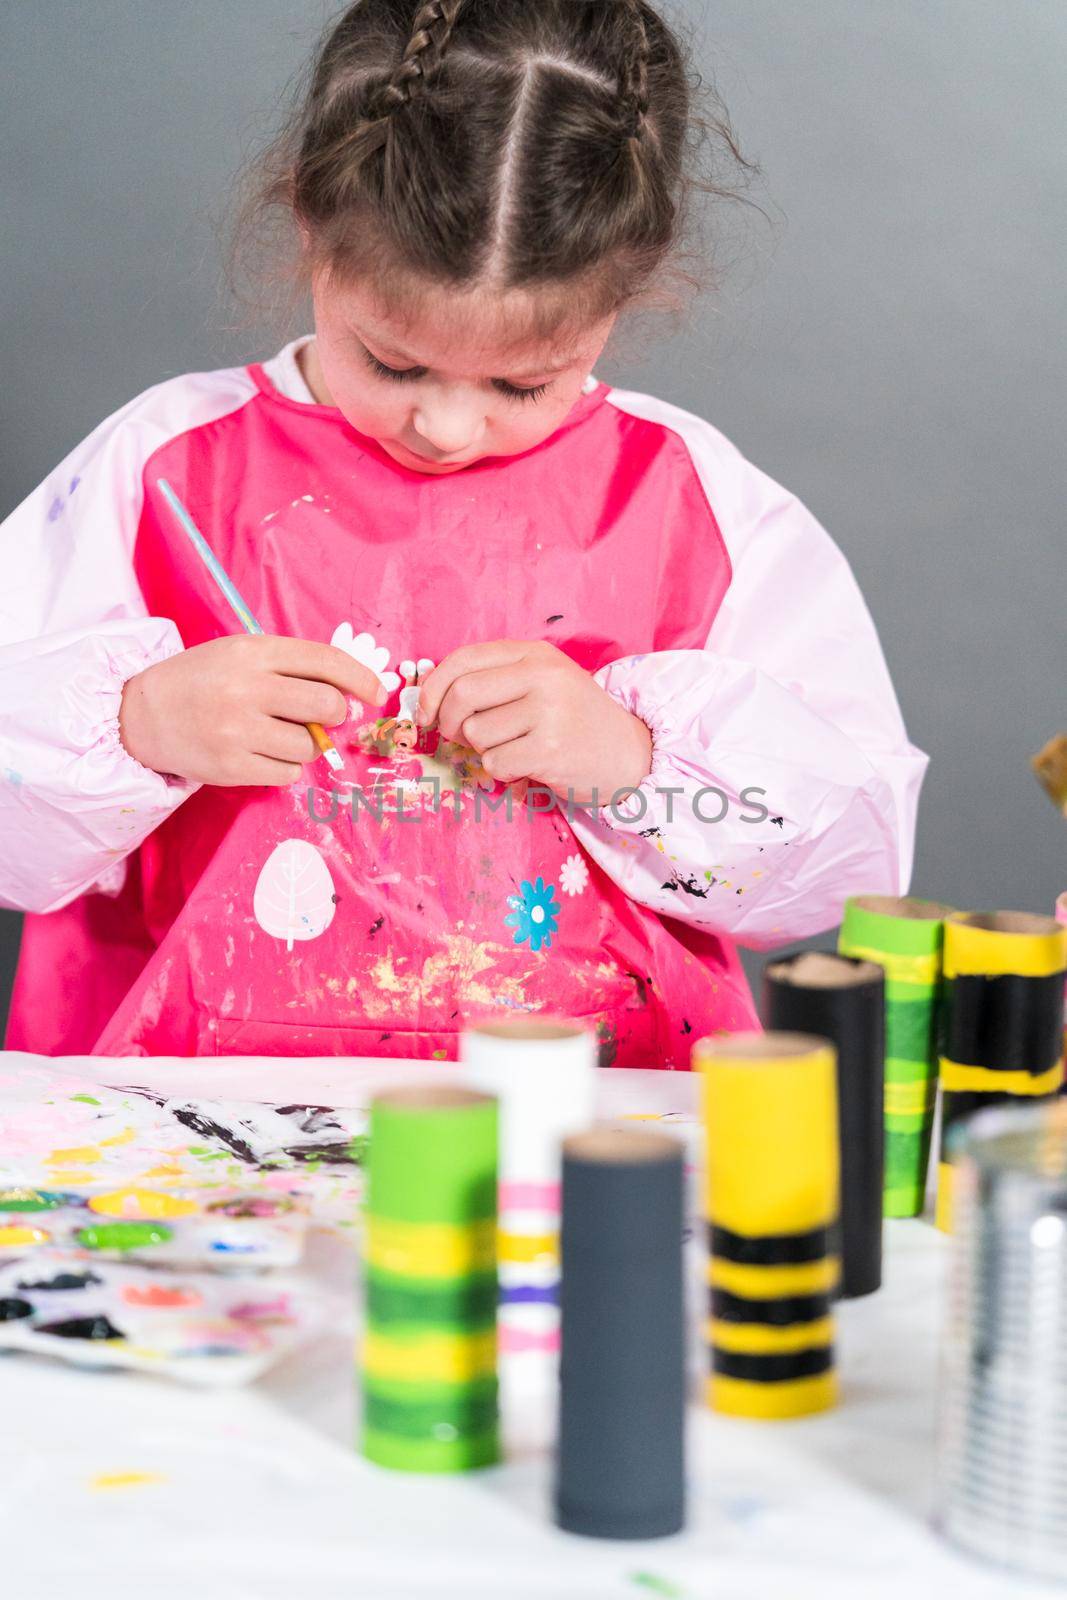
xmin=560 ymin=854 xmax=589 ymax=896
xmin=330 ymin=625 xmax=402 ymax=693
xmin=253 ymin=840 xmax=337 ymax=952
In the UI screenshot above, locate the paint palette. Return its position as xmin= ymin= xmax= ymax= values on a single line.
xmin=0 ymin=1187 xmax=310 ymax=1272
xmin=0 ymin=1249 xmax=320 ymax=1386
xmin=0 ymin=1068 xmax=368 ymax=1231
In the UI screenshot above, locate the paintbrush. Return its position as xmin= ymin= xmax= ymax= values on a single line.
xmin=1032 ymin=733 xmax=1067 ymax=819
xmin=156 ymin=478 xmax=343 ymax=773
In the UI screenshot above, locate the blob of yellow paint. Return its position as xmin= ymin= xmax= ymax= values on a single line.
xmin=0 ymin=1224 xmax=49 ymax=1247
xmin=88 ymin=1188 xmax=198 ymax=1220
xmin=46 ymin=1147 xmax=102 ymax=1166
xmin=98 ymin=1126 xmax=136 ymax=1148
xmin=90 ymin=1471 xmax=166 ymax=1491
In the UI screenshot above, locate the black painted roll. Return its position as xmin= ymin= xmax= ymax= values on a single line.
xmin=554 ymin=1128 xmax=685 ymax=1541
xmin=764 ymin=951 xmax=886 ymax=1299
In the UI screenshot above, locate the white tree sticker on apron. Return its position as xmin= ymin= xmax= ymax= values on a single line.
xmin=253 ymin=840 xmax=336 ymax=952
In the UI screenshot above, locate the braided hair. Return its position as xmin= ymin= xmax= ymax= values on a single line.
xmin=369 ymin=0 xmax=465 ymax=116
xmin=617 ymin=0 xmax=651 ymax=140
xmin=252 ymin=0 xmax=751 ymax=320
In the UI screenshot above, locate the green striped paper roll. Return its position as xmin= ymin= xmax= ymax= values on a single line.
xmin=839 ymin=895 xmax=953 ymax=1217
xmin=361 ymin=1086 xmax=500 ymax=1473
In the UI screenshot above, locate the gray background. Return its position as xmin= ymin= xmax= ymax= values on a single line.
xmin=2 ymin=1 xmax=1064 ymax=1038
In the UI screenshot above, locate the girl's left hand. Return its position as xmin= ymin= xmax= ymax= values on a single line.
xmin=416 ymin=641 xmax=652 ymax=806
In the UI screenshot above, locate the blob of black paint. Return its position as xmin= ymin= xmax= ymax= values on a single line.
xmin=289 ymin=1142 xmax=358 ymax=1165
xmin=369 ymin=916 xmax=384 ymax=937
xmin=596 ymin=1032 xmax=619 ymax=1070
xmin=0 ymin=1298 xmax=33 ymax=1322
xmin=36 ymin=1315 xmax=125 ymax=1341
xmin=274 ymin=1104 xmax=340 ymax=1135
xmin=681 ymin=1019 xmax=693 ymax=1035
xmin=546 ymin=614 xmax=564 ymax=624
xmin=626 ymin=971 xmax=650 ymax=1006
xmin=17 ymin=1271 xmax=103 ymax=1292
xmin=171 ymin=1108 xmax=259 ymax=1165
xmin=771 ymin=816 xmax=784 ymax=828
xmin=661 ymin=871 xmax=710 ymax=899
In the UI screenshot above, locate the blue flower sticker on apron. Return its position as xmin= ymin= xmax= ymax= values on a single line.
xmin=504 ymin=877 xmax=560 ymax=954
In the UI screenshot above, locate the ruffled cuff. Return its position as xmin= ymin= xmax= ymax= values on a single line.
xmin=589 ymin=668 xmax=695 ymax=830
xmin=0 ymin=618 xmax=200 ymax=913
xmin=87 ymin=635 xmax=195 ymax=800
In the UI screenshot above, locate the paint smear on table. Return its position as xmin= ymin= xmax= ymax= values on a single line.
xmin=90 ymin=1471 xmax=167 ymax=1492
xmin=630 ymin=1576 xmax=686 ymax=1599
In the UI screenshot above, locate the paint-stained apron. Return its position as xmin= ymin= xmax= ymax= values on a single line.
xmin=52 ymin=369 xmax=759 ymax=1062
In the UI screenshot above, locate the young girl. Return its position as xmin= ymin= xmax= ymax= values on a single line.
xmin=0 ymin=0 xmax=926 ymax=1065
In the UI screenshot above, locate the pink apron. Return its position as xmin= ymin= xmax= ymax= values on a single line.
xmin=15 ymin=370 xmax=759 ymax=1063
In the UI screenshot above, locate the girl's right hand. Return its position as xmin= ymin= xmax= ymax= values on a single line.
xmin=119 ymin=635 xmax=387 ymax=786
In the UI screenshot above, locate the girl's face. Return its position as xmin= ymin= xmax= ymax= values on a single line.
xmin=307 ymin=271 xmax=615 ymax=475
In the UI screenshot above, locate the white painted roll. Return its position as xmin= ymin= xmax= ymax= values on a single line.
xmin=461 ymin=1018 xmax=598 ymax=1188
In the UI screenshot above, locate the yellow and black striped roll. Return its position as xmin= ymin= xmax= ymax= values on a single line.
xmin=936 ymin=912 xmax=1067 ymax=1232
xmin=696 ymin=1032 xmax=841 ymax=1419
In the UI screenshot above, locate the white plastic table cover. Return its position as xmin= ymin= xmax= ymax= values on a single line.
xmin=0 ymin=1052 xmax=1050 ymax=1600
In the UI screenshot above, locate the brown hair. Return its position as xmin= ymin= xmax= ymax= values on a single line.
xmin=239 ymin=0 xmax=754 ymax=332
